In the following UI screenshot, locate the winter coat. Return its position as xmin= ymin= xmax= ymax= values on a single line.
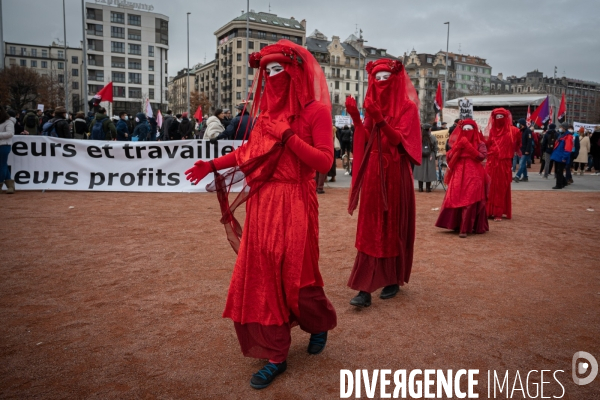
xmin=23 ymin=111 xmax=39 ymax=135
xmin=160 ymin=115 xmax=174 ymax=141
xmin=116 ymin=119 xmax=129 ymax=141
xmin=73 ymin=118 xmax=88 ymax=139
xmin=519 ymin=126 xmax=533 ymax=155
xmin=591 ymin=130 xmax=600 ymax=156
xmin=133 ymin=113 xmax=150 ymax=141
xmin=216 ymin=111 xmax=254 ymax=140
xmin=339 ymin=127 xmax=352 ymax=142
xmin=204 ymin=116 xmax=225 ymax=140
xmin=0 ymin=117 xmax=15 ymax=146
xmin=574 ymin=136 xmax=590 ymax=163
xmin=178 ymin=118 xmax=194 ymax=140
xmin=413 ymin=133 xmax=438 ymax=182
xmin=169 ymin=119 xmax=181 ymax=140
xmin=541 ymin=129 xmax=558 ymax=154
xmin=551 ymin=132 xmax=573 ymax=163
xmin=50 ymin=117 xmax=72 ymax=139
xmin=89 ymin=113 xmax=116 ymax=140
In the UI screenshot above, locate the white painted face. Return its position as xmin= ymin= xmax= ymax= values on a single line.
xmin=463 ymin=124 xmax=474 ymax=131
xmin=375 ymin=71 xmax=391 ymax=81
xmin=266 ymin=62 xmax=284 ymax=77
xmin=496 ymin=114 xmax=504 ymax=119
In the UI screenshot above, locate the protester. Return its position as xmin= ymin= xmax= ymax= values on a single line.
xmin=213 ymin=103 xmax=254 ymax=141
xmin=203 ymin=109 xmax=225 ymax=140
xmin=513 ymin=118 xmax=533 ymax=182
xmin=177 ymin=112 xmax=194 ymax=140
xmin=160 ymin=110 xmax=175 ymax=141
xmin=328 ymin=124 xmax=338 ymax=183
xmin=435 ymin=120 xmax=489 ymax=237
xmin=540 ymin=124 xmax=557 ymax=178
xmin=551 ymin=123 xmax=574 ymax=189
xmin=88 ymin=107 xmax=116 ymax=140
xmin=185 ymin=41 xmax=337 ymax=390
xmin=23 ymin=109 xmax=39 ymax=135
xmin=72 ymin=112 xmax=88 ymax=139
xmin=574 ymin=128 xmax=590 ymax=176
xmin=148 ymin=117 xmax=158 ymax=141
xmin=116 ymin=112 xmax=129 ymax=141
xmin=345 ymin=58 xmax=421 ymax=307
xmin=8 ymin=110 xmax=24 ymax=135
xmin=591 ymin=126 xmax=600 ymax=174
xmin=565 ymin=125 xmax=580 ymax=184
xmin=485 ymin=108 xmax=518 ymax=221
xmin=132 ymin=113 xmax=150 ymax=141
xmin=43 ymin=107 xmax=71 ymax=138
xmin=0 ymin=107 xmax=15 ymax=194
xmin=413 ymin=123 xmax=438 ymax=192
xmin=126 ymin=114 xmax=135 ymax=134
xmin=222 ymin=108 xmax=232 ymax=130
xmin=168 ymin=114 xmax=181 ymax=140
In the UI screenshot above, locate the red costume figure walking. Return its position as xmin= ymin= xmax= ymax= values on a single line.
xmin=185 ymin=40 xmax=337 ymax=389
xmin=485 ymin=108 xmax=518 ymax=221
xmin=344 ymin=59 xmax=421 ymax=307
xmin=435 ymin=119 xmax=489 ymax=237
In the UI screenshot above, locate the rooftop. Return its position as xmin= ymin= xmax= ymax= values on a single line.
xmin=232 ymin=11 xmax=305 ymax=31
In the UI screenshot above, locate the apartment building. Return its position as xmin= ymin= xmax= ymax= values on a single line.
xmin=447 ymin=52 xmax=492 ymax=95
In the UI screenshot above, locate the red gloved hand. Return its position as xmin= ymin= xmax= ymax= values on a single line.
xmin=185 ymin=159 xmax=213 ymax=185
xmin=345 ymin=96 xmax=360 ymax=120
xmin=364 ymin=99 xmax=384 ymax=123
xmin=265 ymin=117 xmax=293 ymax=142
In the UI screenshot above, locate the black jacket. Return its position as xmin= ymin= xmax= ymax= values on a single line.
xmin=169 ymin=119 xmax=181 ymax=140
xmin=51 ymin=117 xmax=71 ymax=138
xmin=520 ymin=126 xmax=533 ymax=154
xmin=541 ymin=129 xmax=557 ymax=154
xmin=339 ymin=128 xmax=352 ymax=142
xmin=216 ymin=111 xmax=254 ymax=140
xmin=178 ymin=118 xmax=194 ymax=139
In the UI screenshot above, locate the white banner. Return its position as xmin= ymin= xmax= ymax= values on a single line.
xmin=7 ymin=136 xmax=243 ymax=192
xmin=443 ymin=108 xmax=491 ymax=133
xmin=573 ymin=121 xmax=599 ymax=134
xmin=334 ymin=115 xmax=353 ymax=128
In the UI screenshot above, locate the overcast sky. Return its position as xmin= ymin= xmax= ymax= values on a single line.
xmin=4 ymin=0 xmax=600 ymax=82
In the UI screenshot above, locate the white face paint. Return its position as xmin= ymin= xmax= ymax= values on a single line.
xmin=375 ymin=71 xmax=391 ymax=81
xmin=265 ymin=62 xmax=284 ymax=77
xmin=496 ymin=114 xmax=504 ymax=119
xmin=463 ymin=124 xmax=474 ymax=131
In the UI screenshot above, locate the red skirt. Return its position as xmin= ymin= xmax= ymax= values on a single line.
xmin=233 ymin=286 xmax=337 ymax=362
xmin=347 ymin=252 xmax=410 ymax=293
xmin=435 ymin=201 xmax=489 ymax=235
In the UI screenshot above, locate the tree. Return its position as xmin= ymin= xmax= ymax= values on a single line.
xmin=0 ymin=65 xmax=47 ymax=111
xmin=190 ymin=90 xmax=211 ymax=119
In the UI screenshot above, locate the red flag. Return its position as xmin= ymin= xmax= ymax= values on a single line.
xmin=549 ymin=105 xmax=554 ymax=124
xmin=526 ymin=105 xmax=531 ymax=126
xmin=194 ymin=105 xmax=202 ymax=121
xmin=530 ymin=96 xmax=550 ymax=127
xmin=557 ymin=93 xmax=566 ymax=121
xmin=434 ymin=82 xmax=443 ymax=111
xmin=89 ymin=82 xmax=113 ymax=108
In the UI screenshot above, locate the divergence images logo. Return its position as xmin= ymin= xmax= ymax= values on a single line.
xmin=572 ymin=351 xmax=598 ymax=386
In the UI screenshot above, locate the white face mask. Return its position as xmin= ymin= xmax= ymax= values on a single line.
xmin=124 ymin=116 xmax=129 ymax=121
xmin=265 ymin=62 xmax=284 ymax=77
xmin=375 ymin=71 xmax=391 ymax=81
xmin=135 ymin=117 xmax=139 ymax=123
xmin=463 ymin=125 xmax=474 ymax=131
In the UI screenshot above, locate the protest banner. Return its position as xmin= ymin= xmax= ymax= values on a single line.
xmin=443 ymin=108 xmax=491 ymax=134
xmin=334 ymin=115 xmax=353 ymax=128
xmin=573 ymin=121 xmax=599 ymax=134
xmin=458 ymin=98 xmax=473 ymax=120
xmin=7 ymin=136 xmax=243 ymax=192
xmin=37 ymin=104 xmax=44 ymax=112
xmin=432 ymin=129 xmax=448 ymax=157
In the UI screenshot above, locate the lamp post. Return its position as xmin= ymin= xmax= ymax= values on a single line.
xmin=63 ymin=0 xmax=69 ymax=112
xmin=245 ymin=0 xmax=249 ymax=100
xmin=81 ymin=0 xmax=89 ymax=113
xmin=186 ymin=12 xmax=191 ymax=116
xmin=444 ymin=22 xmax=450 ymax=109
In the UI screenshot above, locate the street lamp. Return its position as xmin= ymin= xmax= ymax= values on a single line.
xmin=186 ymin=12 xmax=191 ymax=116
xmin=63 ymin=0 xmax=69 ymax=112
xmin=81 ymin=0 xmax=89 ymax=114
xmin=444 ymin=22 xmax=450 ymax=109
xmin=245 ymin=0 xmax=249 ymax=100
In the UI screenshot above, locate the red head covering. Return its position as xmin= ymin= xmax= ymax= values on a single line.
xmin=449 ymin=119 xmax=484 ymax=148
xmin=485 ymin=108 xmax=515 ymax=159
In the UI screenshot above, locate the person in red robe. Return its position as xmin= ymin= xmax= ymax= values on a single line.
xmin=435 ymin=119 xmax=489 ymax=237
xmin=185 ymin=40 xmax=337 ymax=389
xmin=485 ymin=108 xmax=518 ymax=221
xmin=344 ymin=59 xmax=421 ymax=307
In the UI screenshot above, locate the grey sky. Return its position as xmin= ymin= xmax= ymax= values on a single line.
xmin=4 ymin=0 xmax=600 ymax=82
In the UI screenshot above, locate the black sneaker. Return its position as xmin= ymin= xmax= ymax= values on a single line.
xmin=380 ymin=284 xmax=400 ymax=299
xmin=307 ymin=332 xmax=328 ymax=355
xmin=513 ymin=176 xmax=520 ymax=183
xmin=552 ymin=186 xmax=563 ymax=190
xmin=350 ymin=291 xmax=371 ymax=307
xmin=250 ymin=361 xmax=287 ymax=389
xmin=521 ymin=177 xmax=529 ymax=182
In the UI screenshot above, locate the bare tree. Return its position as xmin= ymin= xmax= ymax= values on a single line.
xmin=0 ymin=65 xmax=47 ymax=111
xmin=190 ymin=90 xmax=211 ymax=119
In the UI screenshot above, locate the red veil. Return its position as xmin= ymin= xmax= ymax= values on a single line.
xmin=348 ymin=58 xmax=421 ymax=214
xmin=485 ymin=108 xmax=514 ymax=159
xmin=206 ymin=40 xmax=330 ymax=253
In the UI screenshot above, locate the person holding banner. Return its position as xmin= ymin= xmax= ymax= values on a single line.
xmin=435 ymin=120 xmax=489 ymax=237
xmin=485 ymin=108 xmax=518 ymax=221
xmin=185 ymin=40 xmax=337 ymax=390
xmin=344 ymin=58 xmax=421 ymax=307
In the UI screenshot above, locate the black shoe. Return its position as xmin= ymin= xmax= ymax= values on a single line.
xmin=307 ymin=332 xmax=327 ymax=355
xmin=552 ymin=186 xmax=563 ymax=190
xmin=250 ymin=361 xmax=287 ymax=389
xmin=380 ymin=284 xmax=400 ymax=299
xmin=418 ymin=188 xmax=424 ymax=192
xmin=513 ymin=176 xmax=520 ymax=183
xmin=521 ymin=177 xmax=529 ymax=182
xmin=350 ymin=291 xmax=371 ymax=308
xmin=316 ymin=189 xmax=325 ymax=194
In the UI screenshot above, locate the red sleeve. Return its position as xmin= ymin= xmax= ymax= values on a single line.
xmin=285 ymin=104 xmax=334 ymax=174
xmin=378 ymin=102 xmax=422 ymax=165
xmin=212 ymin=150 xmax=239 ymax=170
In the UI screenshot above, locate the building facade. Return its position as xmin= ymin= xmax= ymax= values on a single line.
xmin=490 ymin=73 xmax=512 ymax=94
xmin=507 ymin=70 xmax=600 ymax=123
xmin=4 ymin=41 xmax=84 ymax=111
xmin=84 ymin=1 xmax=169 ymax=115
xmin=448 ymin=52 xmax=492 ymax=95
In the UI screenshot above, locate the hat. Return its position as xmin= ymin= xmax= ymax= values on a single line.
xmin=578 ymin=127 xmax=585 ymax=133
xmin=223 ymin=108 xmax=231 ymax=113
xmin=421 ymin=123 xmax=432 ymax=130
xmin=182 ymin=112 xmax=188 ymax=118
xmin=236 ymin=103 xmax=249 ymax=111
xmin=549 ymin=123 xmax=556 ymax=130
xmin=560 ymin=122 xmax=569 ymax=129
xmin=55 ymin=106 xmax=67 ymax=113
xmin=441 ymin=121 xmax=447 ymax=125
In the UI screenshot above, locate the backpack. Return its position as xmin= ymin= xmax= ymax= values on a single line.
xmin=42 ymin=121 xmax=58 ymax=137
xmin=422 ymin=135 xmax=433 ymax=157
xmin=547 ymin=132 xmax=556 ymax=151
xmin=25 ymin=114 xmax=37 ymax=128
xmin=91 ymin=119 xmax=106 ymax=140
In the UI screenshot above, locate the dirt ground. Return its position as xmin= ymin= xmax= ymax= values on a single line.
xmin=1 ymin=189 xmax=599 ymax=399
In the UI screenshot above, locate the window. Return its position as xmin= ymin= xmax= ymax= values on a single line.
xmin=111 ymin=26 xmax=125 ymax=38
xmin=111 ymin=56 xmax=125 ymax=68
xmin=128 ymin=29 xmax=141 ymax=41
xmin=128 ymin=87 xmax=142 ymax=98
xmin=236 ymin=66 xmax=242 ymax=74
xmin=282 ymin=35 xmax=290 ymax=40
xmin=42 ymin=49 xmax=48 ymax=58
xmin=31 ymin=49 xmax=37 ymax=57
xmin=58 ymin=62 xmax=64 ymax=69
xmin=128 ymin=59 xmax=141 ymax=69
xmin=58 ymin=74 xmax=64 ymax=83
xmin=57 ymin=50 xmax=64 ymax=59
xmin=112 ymin=71 xmax=125 ymax=83
xmin=72 ymin=69 xmax=79 ymax=76
xmin=448 ymin=59 xmax=452 ymax=66
xmin=427 ymin=57 xmax=432 ymax=63
xmin=346 ymin=82 xmax=350 ymax=90
xmin=148 ymin=45 xmax=154 ymax=57
xmin=479 ymin=67 xmax=484 ymax=73
xmin=41 ymin=61 xmax=48 ymax=68
xmin=149 ymin=89 xmax=154 ymax=100
xmin=71 ymin=56 xmax=78 ymax=64
xmin=149 ymin=74 xmax=154 ymax=85
xmin=260 ymin=43 xmax=267 ymax=50
xmin=72 ymin=81 xmax=79 ymax=90
xmin=9 ymin=46 xmax=15 ymax=55
xmin=148 ymin=60 xmax=154 ymax=71
xmin=111 ymin=11 xmax=124 ymax=23
xmin=335 ymin=81 xmax=339 ymax=89
xmin=356 ymin=71 xmax=359 ymax=80
xmin=462 ymin=56 xmax=466 ymax=61
xmin=237 ymin=40 xmax=242 ymax=49
xmin=20 ymin=59 xmax=27 ymax=66
xmin=155 ymin=18 xmax=168 ymax=45
xmin=236 ymin=92 xmax=242 ymax=100
xmin=356 ymin=83 xmax=359 ymax=91
xmin=485 ymin=68 xmax=490 ymax=74
xmin=111 ymin=41 xmax=125 ymax=53
xmin=128 ymin=72 xmax=141 ymax=84
xmin=346 ymin=69 xmax=350 ymax=78
xmin=113 ymin=86 xmax=126 ymax=97
xmin=272 ymin=33 xmax=278 ymax=40
xmin=128 ymin=14 xmax=141 ymax=26
xmin=334 ymin=94 xmax=339 ymax=104
xmin=87 ymin=8 xmax=102 ymax=21
xmin=30 ymin=60 xmax=37 ymax=68
xmin=236 ymin=79 xmax=241 ymax=87
xmin=258 ymin=31 xmax=266 ymax=39
xmin=89 ymin=70 xmax=104 ymax=81
xmin=87 ymin=23 xmax=103 ymax=36
xmin=248 ymin=41 xmax=254 ymax=49
xmin=236 ymin=53 xmax=242 ymax=62
xmin=128 ymin=44 xmax=141 ymax=55
xmin=427 ymin=69 xmax=433 ymax=76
